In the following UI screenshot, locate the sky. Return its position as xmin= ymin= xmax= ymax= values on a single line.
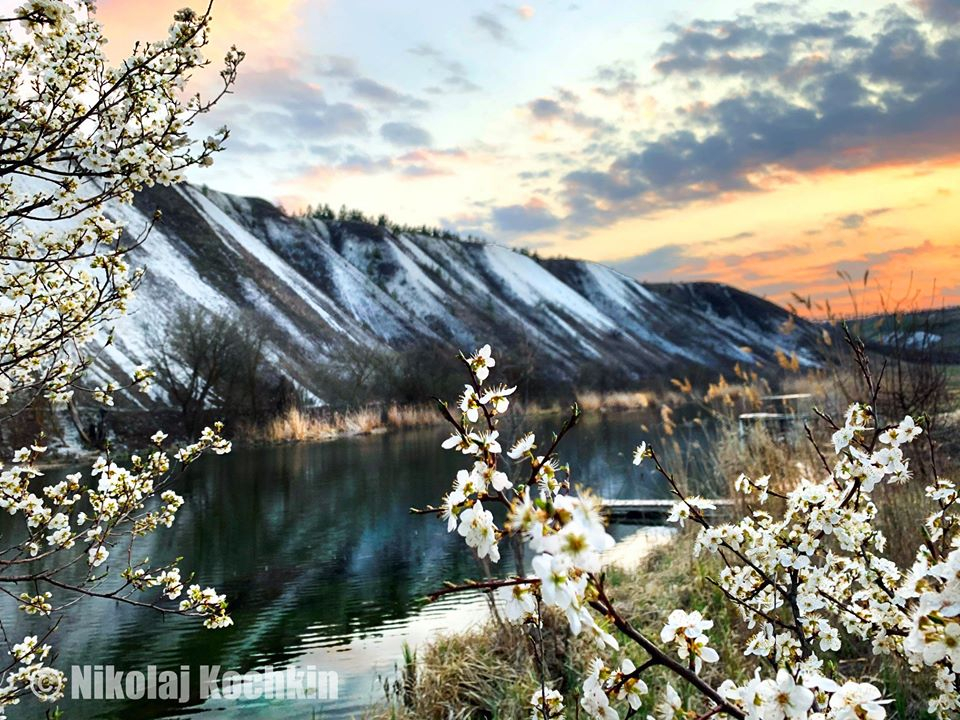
xmin=93 ymin=0 xmax=960 ymax=314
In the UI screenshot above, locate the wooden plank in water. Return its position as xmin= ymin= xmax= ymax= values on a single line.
xmin=601 ymin=498 xmax=734 ymax=523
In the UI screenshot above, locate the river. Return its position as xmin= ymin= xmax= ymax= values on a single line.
xmin=3 ymin=408 xmax=714 ymax=719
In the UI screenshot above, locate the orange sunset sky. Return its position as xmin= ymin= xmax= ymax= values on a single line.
xmin=91 ymin=0 xmax=960 ymax=314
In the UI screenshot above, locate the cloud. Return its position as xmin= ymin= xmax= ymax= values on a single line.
xmin=338 ymin=153 xmax=394 ymax=174
xmin=491 ymin=199 xmax=560 ymax=233
xmin=431 ymin=76 xmax=482 ymax=93
xmin=528 ymin=98 xmax=563 ymax=119
xmin=837 ymin=206 xmax=893 ymax=230
xmin=230 ymin=69 xmax=369 ymax=139
xmin=474 ymin=12 xmax=513 ymax=44
xmin=292 ymin=144 xmax=472 ymax=181
xmin=350 ymin=78 xmax=429 ymax=110
xmin=408 ymin=43 xmax=482 ymax=93
xmin=313 ymin=56 xmax=433 ymax=111
xmin=392 ymin=148 xmax=467 ymax=178
xmin=612 ymin=244 xmax=705 ymax=280
xmin=526 ymin=90 xmax=612 ymax=135
xmin=400 ymin=164 xmax=450 ymax=178
xmin=609 ymin=234 xmax=960 ymax=312
xmin=316 ymin=55 xmax=360 ymax=78
xmin=398 ymin=148 xmax=468 ymax=163
xmin=380 ymin=121 xmax=433 ymax=147
xmin=558 ymin=3 xmax=960 ymax=227
xmin=717 ymin=231 xmax=756 ymax=242
xmin=519 ymin=169 xmax=552 ymax=180
xmin=593 ymin=61 xmax=642 ymax=105
xmin=839 ymin=213 xmax=865 ymax=230
xmin=224 ymin=136 xmax=275 ymax=155
xmin=915 ymin=0 xmax=960 ymax=23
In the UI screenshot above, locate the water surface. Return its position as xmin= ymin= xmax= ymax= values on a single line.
xmin=4 ymin=409 xmax=710 ymax=719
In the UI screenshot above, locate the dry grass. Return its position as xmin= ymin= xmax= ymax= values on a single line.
xmin=246 ymin=391 xmax=657 ymax=445
xmin=243 ymin=404 xmax=437 ymax=444
xmin=575 ymin=390 xmax=652 ymax=412
xmin=385 ymin=403 xmax=438 ymax=429
xmin=872 ymin=476 xmax=934 ymax=569
xmin=260 ymin=407 xmax=317 ymax=442
xmin=713 ymin=423 xmax=823 ymax=502
xmin=366 ymin=609 xmax=590 ymax=720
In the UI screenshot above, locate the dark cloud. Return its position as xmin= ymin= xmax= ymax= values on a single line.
xmin=839 ymin=213 xmax=865 ymax=230
xmin=559 ymin=3 xmax=960 ymax=227
xmin=915 ymin=0 xmax=960 ymax=23
xmin=474 ymin=12 xmax=512 ymax=44
xmin=491 ymin=202 xmax=560 ymax=233
xmin=350 ymin=78 xmax=429 ymax=110
xmin=653 ymin=11 xmax=867 ymax=79
xmin=380 ymin=121 xmax=433 ymax=147
xmin=838 ymin=207 xmax=892 ymax=230
xmin=526 ymin=90 xmax=613 ymax=136
xmin=529 ymin=98 xmax=563 ymax=119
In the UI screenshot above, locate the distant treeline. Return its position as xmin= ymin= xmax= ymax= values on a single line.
xmin=296 ymin=202 xmax=488 ymax=244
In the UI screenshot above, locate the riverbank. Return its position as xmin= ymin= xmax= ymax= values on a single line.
xmin=237 ymin=390 xmax=655 ymax=445
xmin=365 ymin=526 xmax=676 ymax=720
xmin=367 ymin=406 xmax=944 ymax=720
xmin=20 ymin=390 xmax=657 ymax=470
xmin=368 ymin=524 xmax=933 ymax=720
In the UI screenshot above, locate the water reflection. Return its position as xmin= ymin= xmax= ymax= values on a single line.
xmin=2 ymin=409 xmax=707 ymax=719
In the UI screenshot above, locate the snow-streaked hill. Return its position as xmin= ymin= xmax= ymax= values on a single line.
xmin=96 ymin=183 xmax=816 ymax=404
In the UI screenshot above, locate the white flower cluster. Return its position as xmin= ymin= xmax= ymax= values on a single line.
xmin=581 ymin=657 xmax=647 ymax=719
xmin=0 ymin=2 xmax=240 ymax=713
xmin=0 ymin=0 xmax=241 ymax=410
xmin=530 ymin=686 xmax=565 ymax=720
xmin=0 ymin=634 xmax=65 ymax=708
xmin=432 ymin=345 xmax=958 ymax=720
xmin=902 ymin=488 xmax=960 ymax=717
xmin=660 ymin=609 xmax=719 ymax=672
xmin=439 ymin=346 xmax=619 ymax=654
xmin=676 ymin=401 xmax=957 ymax=719
xmin=0 ymin=425 xmax=233 ymax=713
